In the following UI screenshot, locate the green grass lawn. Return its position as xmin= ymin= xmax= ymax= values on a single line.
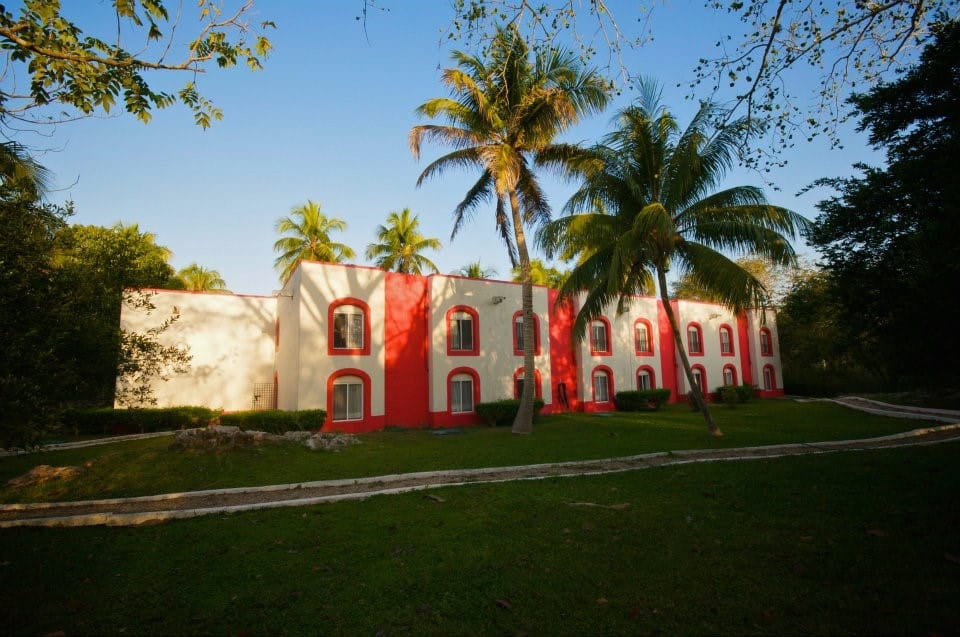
xmin=0 ymin=400 xmax=933 ymax=503
xmin=2 ymin=442 xmax=958 ymax=636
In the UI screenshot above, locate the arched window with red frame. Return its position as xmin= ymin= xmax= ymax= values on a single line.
xmin=513 ymin=367 xmax=543 ymax=399
xmin=327 ymin=368 xmax=371 ymax=423
xmin=636 ymin=365 xmax=656 ymax=391
xmin=448 ymin=367 xmax=481 ymax=414
xmin=722 ymin=364 xmax=738 ymax=387
xmin=687 ymin=322 xmax=704 ymax=356
xmin=446 ymin=305 xmax=479 ymax=356
xmin=690 ymin=364 xmax=707 ymax=394
xmin=719 ymin=324 xmax=735 ymax=356
xmin=512 ymin=311 xmax=541 ymax=356
xmin=634 ymin=318 xmax=654 ymax=356
xmin=762 ymin=364 xmax=777 ymax=390
xmin=759 ymin=327 xmax=773 ymax=356
xmin=589 ymin=316 xmax=612 ymax=356
xmin=591 ymin=365 xmax=614 ymax=403
xmin=328 ymin=298 xmax=371 ymax=356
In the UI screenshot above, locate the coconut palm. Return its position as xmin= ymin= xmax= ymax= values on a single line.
xmin=365 ymin=208 xmax=442 ymax=274
xmin=539 ymin=83 xmax=809 ymax=436
xmin=177 ymin=263 xmax=229 ymax=292
xmin=511 ymin=259 xmax=567 ymax=288
xmin=458 ymin=260 xmax=498 ymax=279
xmin=0 ymin=141 xmax=50 ymax=201
xmin=273 ymin=200 xmax=355 ymax=282
xmin=410 ymin=26 xmax=609 ymax=433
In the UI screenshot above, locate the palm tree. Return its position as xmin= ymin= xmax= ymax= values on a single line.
xmin=458 ymin=260 xmax=498 ymax=279
xmin=410 ymin=26 xmax=609 ymax=434
xmin=365 ymin=208 xmax=442 ymax=274
xmin=273 ymin=200 xmax=355 ymax=282
xmin=539 ymin=83 xmax=808 ymax=436
xmin=511 ymin=258 xmax=567 ymax=288
xmin=0 ymin=141 xmax=50 ymax=202
xmin=177 ymin=263 xmax=229 ymax=292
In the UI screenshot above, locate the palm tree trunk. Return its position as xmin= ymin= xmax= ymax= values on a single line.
xmin=658 ymin=268 xmax=723 ymax=437
xmin=509 ymin=190 xmax=536 ymax=435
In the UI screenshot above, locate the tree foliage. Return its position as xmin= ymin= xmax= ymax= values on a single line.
xmin=672 ymin=255 xmax=813 ymax=307
xmin=365 ymin=208 xmax=441 ymax=274
xmin=176 ymin=263 xmax=229 ymax=292
xmin=273 ymin=200 xmax=356 ymax=282
xmin=510 ymin=258 xmax=566 ymax=288
xmin=458 ymin=260 xmax=498 ymax=279
xmin=806 ymin=20 xmax=960 ymax=391
xmin=0 ymin=0 xmax=274 ymax=132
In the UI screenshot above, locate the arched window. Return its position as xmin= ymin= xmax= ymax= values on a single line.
xmin=513 ymin=367 xmax=543 ymax=399
xmin=448 ymin=368 xmax=480 ymax=414
xmin=590 ymin=317 xmax=612 ymax=356
xmin=636 ymin=365 xmax=656 ymax=391
xmin=326 ymin=369 xmax=371 ymax=423
xmin=691 ymin=364 xmax=707 ymax=394
xmin=447 ymin=306 xmax=479 ymax=356
xmin=634 ymin=319 xmax=654 ymax=355
xmin=328 ymin=298 xmax=371 ymax=355
xmin=722 ymin=364 xmax=738 ymax=387
xmin=759 ymin=327 xmax=773 ymax=356
xmin=592 ymin=366 xmax=614 ymax=403
xmin=687 ymin=322 xmax=704 ymax=356
xmin=719 ymin=324 xmax=735 ymax=356
xmin=763 ymin=365 xmax=777 ymax=391
xmin=512 ymin=311 xmax=542 ymax=356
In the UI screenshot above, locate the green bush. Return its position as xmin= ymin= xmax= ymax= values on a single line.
xmin=476 ymin=399 xmax=545 ymax=426
xmin=614 ymin=389 xmax=672 ymax=411
xmin=715 ymin=385 xmax=740 ymax=408
xmin=736 ymin=383 xmax=757 ymax=403
xmin=65 ymin=406 xmax=217 ymax=436
xmin=219 ymin=410 xmax=326 ymax=434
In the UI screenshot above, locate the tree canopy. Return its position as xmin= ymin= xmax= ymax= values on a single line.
xmin=365 ymin=208 xmax=441 ymax=274
xmin=273 ymin=200 xmax=355 ymax=282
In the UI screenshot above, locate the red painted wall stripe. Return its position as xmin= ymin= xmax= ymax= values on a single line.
xmin=384 ymin=272 xmax=430 ymax=427
xmin=547 ymin=289 xmax=580 ymax=412
xmin=657 ymin=301 xmax=679 ymax=403
xmin=736 ymin=312 xmax=754 ymax=387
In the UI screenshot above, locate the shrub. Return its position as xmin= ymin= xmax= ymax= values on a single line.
xmin=65 ymin=406 xmax=217 ymax=436
xmin=476 ymin=399 xmax=545 ymax=426
xmin=736 ymin=383 xmax=757 ymax=403
xmin=614 ymin=389 xmax=672 ymax=411
xmin=219 ymin=409 xmax=327 ymax=434
xmin=715 ymin=385 xmax=740 ymax=408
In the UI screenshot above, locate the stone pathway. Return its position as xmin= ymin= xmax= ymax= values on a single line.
xmin=2 ymin=398 xmax=958 ymax=528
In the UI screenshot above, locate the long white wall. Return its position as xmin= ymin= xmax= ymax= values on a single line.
xmin=673 ymin=300 xmax=744 ymax=394
xmin=117 ymin=289 xmax=276 ymax=411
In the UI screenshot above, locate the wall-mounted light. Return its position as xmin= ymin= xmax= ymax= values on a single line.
xmin=492 ymin=295 xmax=506 ymax=305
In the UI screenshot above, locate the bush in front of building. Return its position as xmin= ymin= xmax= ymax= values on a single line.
xmin=65 ymin=406 xmax=218 ymax=436
xmin=476 ymin=399 xmax=545 ymax=426
xmin=614 ymin=389 xmax=672 ymax=412
xmin=714 ymin=383 xmax=758 ymax=408
xmin=218 ymin=409 xmax=327 ymax=434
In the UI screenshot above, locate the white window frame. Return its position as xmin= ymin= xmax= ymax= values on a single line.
xmin=723 ymin=367 xmax=735 ymax=386
xmin=451 ymin=374 xmax=474 ymax=414
xmin=333 ymin=306 xmax=364 ymax=350
xmin=636 ymin=323 xmax=650 ymax=353
xmin=720 ymin=328 xmax=732 ymax=354
xmin=687 ymin=326 xmax=702 ymax=354
xmin=332 ymin=377 xmax=363 ymax=422
xmin=692 ymin=368 xmax=705 ymax=393
xmin=450 ymin=312 xmax=474 ymax=351
xmin=590 ymin=321 xmax=609 ymax=353
xmin=637 ymin=370 xmax=652 ymax=391
xmin=763 ymin=367 xmax=774 ymax=391
xmin=593 ymin=370 xmax=610 ymax=402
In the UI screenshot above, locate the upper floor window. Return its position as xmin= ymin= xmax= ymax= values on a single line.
xmin=687 ymin=323 xmax=703 ymax=355
xmin=512 ymin=311 xmax=541 ymax=356
xmin=447 ymin=306 xmax=479 ymax=356
xmin=635 ymin=319 xmax=654 ymax=355
xmin=719 ymin=325 xmax=734 ymax=356
xmin=759 ymin=327 xmax=773 ymax=356
xmin=590 ymin=317 xmax=611 ymax=355
xmin=328 ymin=298 xmax=371 ymax=355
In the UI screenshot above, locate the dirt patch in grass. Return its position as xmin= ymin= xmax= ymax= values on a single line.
xmin=5 ymin=464 xmax=85 ymax=489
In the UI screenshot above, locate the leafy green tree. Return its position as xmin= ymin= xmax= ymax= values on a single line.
xmin=510 ymin=259 xmax=567 ymax=288
xmin=365 ymin=208 xmax=441 ymax=274
xmin=807 ymin=20 xmax=960 ymax=391
xmin=176 ymin=263 xmax=230 ymax=292
xmin=540 ymin=83 xmax=807 ymax=436
xmin=458 ymin=261 xmax=498 ymax=279
xmin=273 ymin=200 xmax=356 ymax=282
xmin=672 ymin=255 xmax=812 ymax=307
xmin=411 ymin=25 xmax=609 ymax=434
xmin=0 ymin=0 xmax=273 ymax=132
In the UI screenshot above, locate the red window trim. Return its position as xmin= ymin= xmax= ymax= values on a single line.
xmin=762 ymin=364 xmax=777 ymax=390
xmin=513 ymin=367 xmax=543 ymax=399
xmin=759 ymin=327 xmax=774 ymax=356
xmin=591 ymin=365 xmax=615 ymax=403
xmin=447 ymin=367 xmax=481 ymax=414
xmin=722 ymin=364 xmax=738 ymax=386
xmin=589 ymin=316 xmax=613 ymax=356
xmin=326 ymin=368 xmax=372 ymax=423
xmin=512 ymin=310 xmax=542 ymax=356
xmin=446 ymin=305 xmax=480 ymax=356
xmin=636 ymin=365 xmax=657 ymax=390
xmin=687 ymin=322 xmax=704 ymax=357
xmin=634 ymin=318 xmax=654 ymax=356
xmin=719 ymin=324 xmax=735 ymax=357
xmin=327 ymin=298 xmax=371 ymax=356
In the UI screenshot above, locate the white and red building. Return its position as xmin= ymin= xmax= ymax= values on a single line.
xmin=119 ymin=261 xmax=784 ymax=431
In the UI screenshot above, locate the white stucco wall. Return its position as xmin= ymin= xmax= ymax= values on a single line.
xmin=294 ymin=262 xmax=387 ymax=414
xmin=117 ymin=289 xmax=276 ymax=411
xmin=428 ymin=275 xmax=552 ymax=413
xmin=275 ymin=269 xmax=301 ymax=410
xmin=745 ymin=308 xmax=783 ymax=390
xmin=673 ymin=300 xmax=746 ymax=394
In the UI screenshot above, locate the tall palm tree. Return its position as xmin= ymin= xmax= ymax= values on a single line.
xmin=410 ymin=26 xmax=609 ymax=434
xmin=365 ymin=208 xmax=442 ymax=274
xmin=273 ymin=200 xmax=355 ymax=282
xmin=458 ymin=260 xmax=498 ymax=279
xmin=0 ymin=141 xmax=50 ymax=202
xmin=539 ymin=83 xmax=808 ymax=436
xmin=177 ymin=263 xmax=229 ymax=292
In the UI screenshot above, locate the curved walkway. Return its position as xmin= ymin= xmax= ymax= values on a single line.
xmin=3 ymin=409 xmax=959 ymax=528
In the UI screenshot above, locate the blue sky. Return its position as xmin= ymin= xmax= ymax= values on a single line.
xmin=26 ymin=1 xmax=881 ymax=295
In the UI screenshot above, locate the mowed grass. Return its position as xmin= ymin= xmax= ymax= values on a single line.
xmin=0 ymin=400 xmax=931 ymax=503
xmin=2 ymin=442 xmax=958 ymax=636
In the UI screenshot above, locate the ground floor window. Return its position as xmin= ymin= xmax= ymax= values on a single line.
xmin=332 ymin=377 xmax=363 ymax=421
xmin=637 ymin=369 xmax=652 ymax=391
xmin=763 ymin=366 xmax=775 ymax=391
xmin=451 ymin=375 xmax=475 ymax=414
xmin=723 ymin=366 xmax=737 ymax=387
xmin=593 ymin=369 xmax=611 ymax=402
xmin=692 ymin=367 xmax=706 ymax=394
